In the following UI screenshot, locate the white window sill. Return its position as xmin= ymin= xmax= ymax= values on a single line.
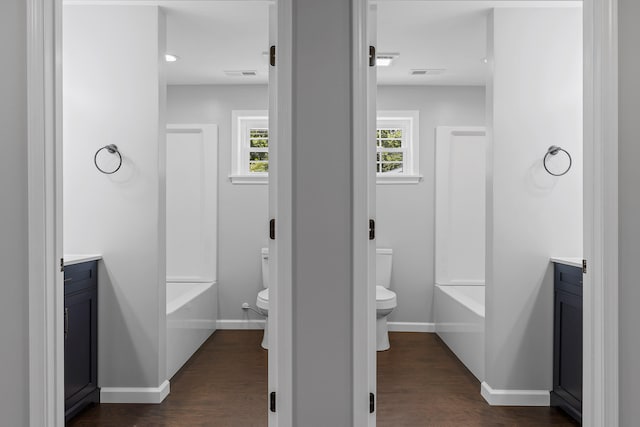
xmin=229 ymin=174 xmax=422 ymax=185
xmin=376 ymin=174 xmax=422 ymax=185
xmin=229 ymin=175 xmax=269 ymax=185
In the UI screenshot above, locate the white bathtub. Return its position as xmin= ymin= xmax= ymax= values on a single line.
xmin=435 ymin=284 xmax=485 ymax=381
xmin=166 ymin=282 xmax=218 ymax=379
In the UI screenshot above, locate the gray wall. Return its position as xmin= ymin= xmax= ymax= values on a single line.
xmin=619 ymin=0 xmax=640 ymax=424
xmin=292 ymin=0 xmax=353 ymax=423
xmin=0 ymin=0 xmax=29 ymax=424
xmin=167 ymin=85 xmax=485 ymax=325
xmin=377 ymin=86 xmax=485 ymax=324
xmin=167 ymin=85 xmax=270 ymax=321
xmin=63 ymin=5 xmax=168 ymax=389
xmin=485 ymin=8 xmax=583 ymax=392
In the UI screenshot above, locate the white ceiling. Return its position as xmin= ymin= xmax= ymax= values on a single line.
xmin=157 ymin=0 xmax=580 ymax=86
xmin=163 ymin=2 xmax=270 ymax=85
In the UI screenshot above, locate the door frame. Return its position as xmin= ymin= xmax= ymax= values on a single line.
xmin=351 ymin=0 xmax=619 ymax=426
xmin=26 ymin=0 xmax=293 ymax=426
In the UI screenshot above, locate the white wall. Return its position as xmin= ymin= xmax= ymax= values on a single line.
xmin=167 ymin=85 xmax=269 ymax=321
xmin=0 ymin=0 xmax=29 ymax=424
xmin=618 ymin=0 xmax=640 ymax=424
xmin=63 ymin=5 xmax=168 ymax=391
xmin=167 ymin=85 xmax=485 ymax=325
xmin=377 ymin=86 xmax=485 ymax=325
xmin=485 ymin=8 xmax=583 ymax=393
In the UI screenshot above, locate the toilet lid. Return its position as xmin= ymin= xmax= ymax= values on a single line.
xmin=376 ymin=286 xmax=395 ymax=301
xmin=257 ymin=289 xmax=269 ymax=310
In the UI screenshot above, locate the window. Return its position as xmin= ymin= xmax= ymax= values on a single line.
xmin=376 ymin=111 xmax=421 ymax=184
xmin=231 ymin=110 xmax=269 ymax=184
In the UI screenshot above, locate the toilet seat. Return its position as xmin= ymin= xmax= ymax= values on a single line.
xmin=257 ymin=288 xmax=269 ymax=310
xmin=376 ymin=285 xmax=397 ymax=310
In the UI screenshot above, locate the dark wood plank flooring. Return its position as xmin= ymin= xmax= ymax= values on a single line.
xmin=69 ymin=331 xmax=577 ymax=426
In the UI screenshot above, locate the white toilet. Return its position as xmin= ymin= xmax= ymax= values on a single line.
xmin=256 ymin=247 xmax=397 ymax=351
xmin=256 ymin=248 xmax=270 ymax=349
xmin=375 ymin=248 xmax=397 ymax=351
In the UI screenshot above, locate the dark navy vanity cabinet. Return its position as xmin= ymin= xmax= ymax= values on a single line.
xmin=551 ymin=262 xmax=583 ymax=424
xmin=64 ymin=260 xmax=99 ymax=421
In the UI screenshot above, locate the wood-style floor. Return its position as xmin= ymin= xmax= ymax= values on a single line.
xmin=69 ymin=331 xmax=578 ymax=427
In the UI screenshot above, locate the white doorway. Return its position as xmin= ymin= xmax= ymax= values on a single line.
xmin=353 ymin=0 xmax=618 ymax=426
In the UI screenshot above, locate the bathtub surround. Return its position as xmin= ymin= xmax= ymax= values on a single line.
xmin=63 ymin=5 xmax=169 ymax=403
xmin=484 ymin=7 xmax=583 ymax=405
xmin=167 ymin=84 xmax=485 ymax=329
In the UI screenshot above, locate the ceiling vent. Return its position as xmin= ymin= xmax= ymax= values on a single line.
xmin=224 ymin=70 xmax=258 ymax=77
xmin=410 ymin=69 xmax=446 ymax=76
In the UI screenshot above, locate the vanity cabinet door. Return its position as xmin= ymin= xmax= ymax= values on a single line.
xmin=551 ymin=264 xmax=582 ymax=423
xmin=64 ymin=261 xmax=99 ymax=421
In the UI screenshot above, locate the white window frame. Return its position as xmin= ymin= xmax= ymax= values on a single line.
xmin=230 ymin=110 xmax=269 ymax=184
xmin=376 ymin=110 xmax=421 ymax=184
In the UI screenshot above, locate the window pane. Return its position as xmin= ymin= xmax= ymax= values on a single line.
xmin=380 ymin=162 xmax=403 ymax=173
xmin=249 ymin=161 xmax=269 ymax=172
xmin=250 ymin=152 xmax=269 ymax=161
xmin=250 ymin=129 xmax=269 ymax=139
xmin=379 ymin=129 xmax=402 ymax=139
xmin=381 ymin=152 xmax=403 ymax=162
xmin=250 ymin=138 xmax=269 ymax=148
xmin=380 ymin=139 xmax=402 ymax=148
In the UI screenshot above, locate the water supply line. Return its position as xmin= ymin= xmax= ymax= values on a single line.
xmin=241 ymin=302 xmax=264 ymax=317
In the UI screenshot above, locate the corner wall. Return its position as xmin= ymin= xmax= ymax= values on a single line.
xmin=618 ymin=0 xmax=640 ymax=424
xmin=63 ymin=5 xmax=168 ymax=394
xmin=0 ymin=0 xmax=29 ymax=424
xmin=485 ymin=7 xmax=583 ymax=395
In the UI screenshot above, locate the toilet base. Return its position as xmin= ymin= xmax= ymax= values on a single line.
xmin=376 ymin=316 xmax=390 ymax=351
xmin=261 ymin=319 xmax=269 ymax=350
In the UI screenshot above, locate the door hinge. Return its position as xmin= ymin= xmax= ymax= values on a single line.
xmin=369 ymin=392 xmax=375 ymax=413
xmin=369 ymin=219 xmax=375 ymax=240
xmin=269 ymin=219 xmax=276 ymax=240
xmin=270 ymin=391 xmax=276 ymax=412
xmin=369 ymin=46 xmax=376 ymax=67
xmin=270 ymin=45 xmax=276 ymax=67
xmin=60 ymin=258 xmax=64 ymax=272
xmin=582 ymin=259 xmax=587 ymax=274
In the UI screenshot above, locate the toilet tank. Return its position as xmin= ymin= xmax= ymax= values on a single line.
xmin=376 ymin=248 xmax=393 ymax=288
xmin=261 ymin=247 xmax=269 ymax=289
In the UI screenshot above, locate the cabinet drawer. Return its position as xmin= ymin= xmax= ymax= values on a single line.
xmin=64 ymin=261 xmax=98 ymax=295
xmin=554 ymin=264 xmax=582 ymax=297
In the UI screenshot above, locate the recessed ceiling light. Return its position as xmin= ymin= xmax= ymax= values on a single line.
xmin=481 ymin=57 xmax=489 ymax=64
xmin=165 ymin=54 xmax=179 ymax=62
xmin=376 ymin=53 xmax=399 ymax=67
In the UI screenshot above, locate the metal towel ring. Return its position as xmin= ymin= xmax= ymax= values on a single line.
xmin=543 ymin=145 xmax=572 ymax=176
xmin=94 ymin=144 xmax=122 ymax=174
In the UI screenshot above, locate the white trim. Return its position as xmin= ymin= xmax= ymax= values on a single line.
xmin=216 ymin=319 xmax=266 ymax=330
xmin=352 ymin=1 xmax=376 ymax=426
xmin=376 ymin=175 xmax=422 ymax=184
xmin=480 ymin=382 xmax=550 ymax=407
xmin=270 ymin=1 xmax=293 ymax=426
xmin=387 ymin=322 xmax=435 ymax=333
xmin=100 ymin=380 xmax=170 ymax=404
xmin=229 ymin=175 xmax=269 ymax=185
xmin=28 ymin=0 xmax=64 ymax=426
xmin=583 ymin=0 xmax=619 ymax=425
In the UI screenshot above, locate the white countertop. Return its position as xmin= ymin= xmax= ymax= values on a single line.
xmin=550 ymin=257 xmax=583 ymax=268
xmin=64 ymin=254 xmax=102 ymax=266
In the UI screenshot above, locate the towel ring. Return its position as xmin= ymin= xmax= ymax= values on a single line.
xmin=94 ymin=144 xmax=122 ymax=174
xmin=543 ymin=146 xmax=572 ymax=177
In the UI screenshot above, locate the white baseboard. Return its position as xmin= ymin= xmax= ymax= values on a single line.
xmin=216 ymin=319 xmax=266 ymax=330
xmin=100 ymin=380 xmax=170 ymax=404
xmin=481 ymin=381 xmax=550 ymax=406
xmin=387 ymin=322 xmax=435 ymax=333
